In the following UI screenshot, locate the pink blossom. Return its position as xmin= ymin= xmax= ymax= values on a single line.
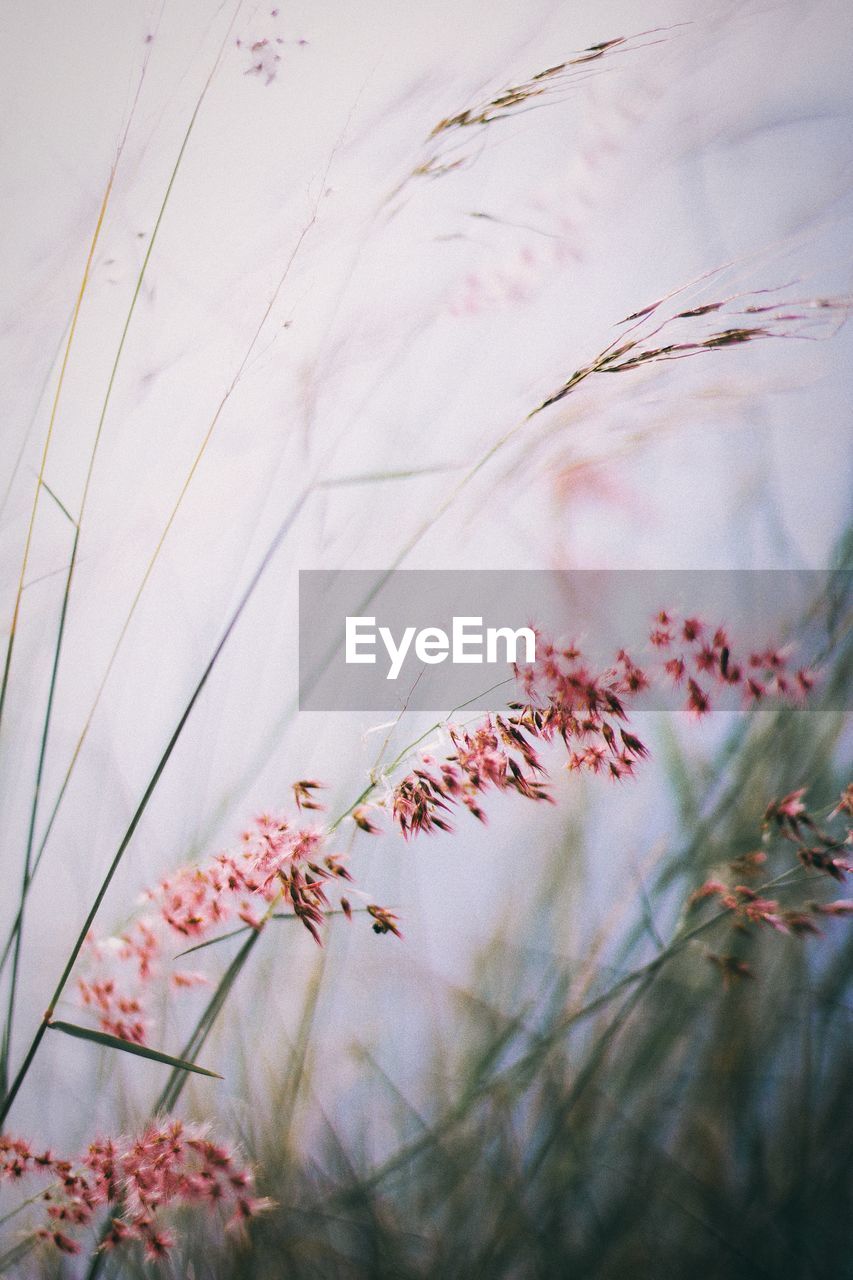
xmin=3 ymin=1120 xmax=268 ymax=1260
xmin=77 ymin=808 xmax=358 ymax=1044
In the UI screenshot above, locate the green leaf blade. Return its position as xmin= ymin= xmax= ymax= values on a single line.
xmin=47 ymin=1020 xmax=222 ymax=1079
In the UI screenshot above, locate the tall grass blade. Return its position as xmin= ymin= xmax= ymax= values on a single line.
xmin=47 ymin=1020 xmax=222 ymax=1079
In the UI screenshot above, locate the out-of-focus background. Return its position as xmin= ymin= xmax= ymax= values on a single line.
xmin=1 ymin=1 xmax=851 ymax=1274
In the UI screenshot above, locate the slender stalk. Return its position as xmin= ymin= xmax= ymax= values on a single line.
xmin=0 ymin=523 xmax=79 ymax=1095
xmin=175 ymin=906 xmax=366 ymax=958
xmin=0 ymin=164 xmax=114 ymax=1089
xmin=0 ymin=1182 xmax=59 ymax=1230
xmin=0 ymin=174 xmax=113 ymax=746
xmin=8 ymin=67 xmax=336 ymax=950
xmin=0 ymin=487 xmax=310 ymax=1130
xmin=0 ymin=318 xmax=72 ymax=524
xmin=0 ymin=0 xmax=241 ymax=1037
xmin=18 ymin=35 xmax=222 ymax=848
xmin=156 ymin=930 xmax=262 ymax=1117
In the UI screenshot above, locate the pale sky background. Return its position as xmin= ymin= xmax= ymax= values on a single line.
xmin=0 ymin=0 xmax=851 ymax=1149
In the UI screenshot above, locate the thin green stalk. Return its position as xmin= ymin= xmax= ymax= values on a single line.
xmin=9 ymin=64 xmax=334 ymax=951
xmin=0 ymin=0 xmax=241 ymax=1028
xmin=175 ymin=906 xmax=366 ymax=958
xmin=0 ymin=1182 xmax=59 ymax=1231
xmin=279 ymin=950 xmax=328 ymax=1144
xmin=0 ymin=523 xmax=80 ymax=1097
xmin=158 ymin=933 xmax=261 ymax=1118
xmin=0 ymin=13 xmax=159 ymax=751
xmin=0 ymin=486 xmax=310 ymax=1131
xmin=0 ymin=172 xmax=113 ymax=748
xmin=16 ymin=28 xmax=224 ymax=856
xmin=0 ymin=317 xmax=72 ymax=523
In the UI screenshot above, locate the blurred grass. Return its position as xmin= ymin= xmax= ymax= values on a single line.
xmin=67 ymin=560 xmax=851 ymax=1280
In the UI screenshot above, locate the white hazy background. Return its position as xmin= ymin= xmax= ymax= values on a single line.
xmin=0 ymin=0 xmax=851 ymax=1148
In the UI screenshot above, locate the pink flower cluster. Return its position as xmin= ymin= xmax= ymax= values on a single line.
xmin=692 ymin=785 xmax=853 ymax=983
xmin=78 ymin=798 xmax=353 ymax=1045
xmin=711 ymin=884 xmax=812 ymax=935
xmin=388 ymin=616 xmax=814 ymax=839
xmin=388 ymin=639 xmax=659 ymax=839
xmin=391 ymin=719 xmax=550 ymax=838
xmin=649 ymin=612 xmax=815 ymax=711
xmin=150 ymin=807 xmax=347 ymax=942
xmin=765 ymin=786 xmax=853 ymax=882
xmin=2 ymin=1120 xmax=269 ymax=1260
